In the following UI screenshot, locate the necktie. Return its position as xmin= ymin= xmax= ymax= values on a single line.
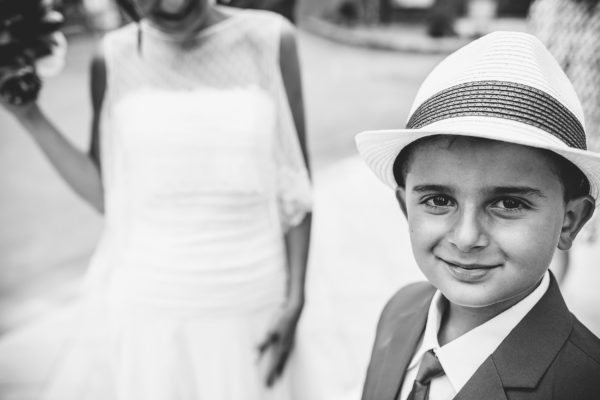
xmin=406 ymin=349 xmax=445 ymax=400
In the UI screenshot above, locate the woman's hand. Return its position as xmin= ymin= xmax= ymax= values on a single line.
xmin=257 ymin=301 xmax=304 ymax=387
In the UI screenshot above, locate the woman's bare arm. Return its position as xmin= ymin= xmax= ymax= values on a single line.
xmin=1 ymin=46 xmax=106 ymax=212
xmin=258 ymin=20 xmax=312 ymax=387
xmin=279 ymin=19 xmax=311 ymax=310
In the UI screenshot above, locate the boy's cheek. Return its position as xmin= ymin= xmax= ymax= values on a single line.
xmin=408 ymin=212 xmax=448 ymax=243
xmin=493 ymin=221 xmax=560 ymax=264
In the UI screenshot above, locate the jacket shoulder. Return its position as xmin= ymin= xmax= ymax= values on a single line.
xmin=548 ymin=317 xmax=600 ymax=399
xmin=569 ymin=317 xmax=600 ymax=364
xmin=377 ymin=281 xmax=435 ymax=330
xmin=382 ymin=282 xmax=435 ymax=315
xmin=361 ymin=282 xmax=435 ymax=400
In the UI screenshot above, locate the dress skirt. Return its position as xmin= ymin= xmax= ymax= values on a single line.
xmin=42 ymin=285 xmax=291 ymax=400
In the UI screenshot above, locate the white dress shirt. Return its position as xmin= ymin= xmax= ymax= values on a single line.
xmin=398 ymin=272 xmax=550 ymax=400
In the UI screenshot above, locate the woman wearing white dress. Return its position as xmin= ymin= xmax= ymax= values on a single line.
xmin=0 ymin=1 xmax=312 ymax=398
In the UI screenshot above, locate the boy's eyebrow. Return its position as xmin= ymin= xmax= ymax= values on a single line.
xmin=488 ymin=186 xmax=547 ymax=198
xmin=411 ymin=185 xmax=547 ymax=198
xmin=412 ymin=184 xmax=452 ymax=193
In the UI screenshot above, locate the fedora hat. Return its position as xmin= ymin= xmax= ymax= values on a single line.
xmin=355 ymin=31 xmax=600 ymax=204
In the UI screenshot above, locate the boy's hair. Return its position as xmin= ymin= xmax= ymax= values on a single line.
xmin=392 ymin=135 xmax=590 ymax=201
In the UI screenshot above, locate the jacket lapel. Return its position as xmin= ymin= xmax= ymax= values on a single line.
xmin=368 ymin=284 xmax=434 ymax=400
xmin=492 ymin=274 xmax=573 ymax=388
xmin=453 ymin=357 xmax=508 ymax=400
xmin=455 ymin=274 xmax=572 ymax=400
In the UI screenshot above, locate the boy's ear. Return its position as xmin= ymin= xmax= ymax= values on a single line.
xmin=395 ymin=186 xmax=408 ymax=217
xmin=558 ymin=195 xmax=595 ymax=250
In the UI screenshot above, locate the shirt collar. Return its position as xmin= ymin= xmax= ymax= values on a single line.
xmin=406 ymin=272 xmax=550 ymax=393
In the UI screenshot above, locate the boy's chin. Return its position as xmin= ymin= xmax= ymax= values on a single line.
xmin=443 ymin=293 xmax=505 ymax=309
xmin=438 ymin=281 xmax=537 ymax=313
xmin=437 ymin=281 xmax=518 ymax=310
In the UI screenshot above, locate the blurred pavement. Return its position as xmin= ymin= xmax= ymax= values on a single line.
xmin=304 ymin=16 xmax=528 ymax=54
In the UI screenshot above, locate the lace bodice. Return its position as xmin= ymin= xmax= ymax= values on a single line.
xmin=101 ymin=9 xmax=311 ymax=230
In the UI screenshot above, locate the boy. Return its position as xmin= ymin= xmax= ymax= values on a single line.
xmin=355 ymin=31 xmax=600 ymax=400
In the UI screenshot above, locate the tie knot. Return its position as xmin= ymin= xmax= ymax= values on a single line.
xmin=415 ymin=349 xmax=445 ymax=385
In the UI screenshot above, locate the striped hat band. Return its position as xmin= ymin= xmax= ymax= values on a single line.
xmin=406 ymin=80 xmax=587 ymax=150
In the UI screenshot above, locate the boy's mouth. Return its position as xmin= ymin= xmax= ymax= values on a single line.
xmin=438 ymin=257 xmax=502 ymax=282
xmin=444 ymin=261 xmax=499 ymax=270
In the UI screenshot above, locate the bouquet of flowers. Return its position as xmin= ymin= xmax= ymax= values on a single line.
xmin=0 ymin=0 xmax=66 ymax=105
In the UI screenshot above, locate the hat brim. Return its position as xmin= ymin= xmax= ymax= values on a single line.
xmin=356 ymin=127 xmax=600 ymax=206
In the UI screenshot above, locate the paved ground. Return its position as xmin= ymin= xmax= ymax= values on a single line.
xmin=0 ymin=26 xmax=599 ymax=400
xmin=304 ymin=16 xmax=528 ymax=53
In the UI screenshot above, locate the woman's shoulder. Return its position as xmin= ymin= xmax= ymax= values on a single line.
xmin=104 ymin=22 xmax=138 ymax=38
xmin=223 ymin=8 xmax=294 ymax=56
xmin=99 ymin=23 xmax=140 ymax=62
xmin=102 ymin=23 xmax=139 ymax=48
xmin=224 ymin=6 xmax=292 ymax=35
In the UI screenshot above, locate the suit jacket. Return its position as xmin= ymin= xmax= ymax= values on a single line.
xmin=362 ymin=275 xmax=600 ymax=400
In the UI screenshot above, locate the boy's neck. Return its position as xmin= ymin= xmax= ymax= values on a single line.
xmin=437 ymin=284 xmax=539 ymax=346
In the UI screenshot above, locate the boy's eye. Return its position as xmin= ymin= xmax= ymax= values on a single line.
xmin=491 ymin=198 xmax=527 ymax=211
xmin=424 ymin=195 xmax=453 ymax=208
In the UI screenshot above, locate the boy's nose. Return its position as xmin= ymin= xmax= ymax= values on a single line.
xmin=447 ymin=208 xmax=488 ymax=252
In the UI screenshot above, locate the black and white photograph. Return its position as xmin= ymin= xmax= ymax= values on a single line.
xmin=0 ymin=0 xmax=599 ymax=399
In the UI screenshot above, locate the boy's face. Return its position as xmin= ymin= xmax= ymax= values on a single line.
xmin=398 ymin=137 xmax=592 ymax=310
